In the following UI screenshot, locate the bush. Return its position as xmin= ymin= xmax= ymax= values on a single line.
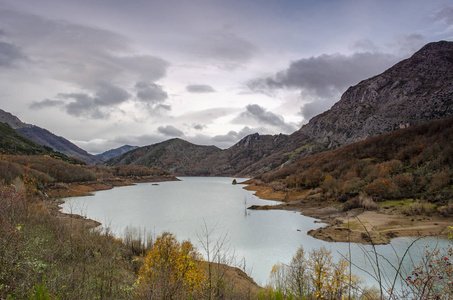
xmin=137 ymin=232 xmax=205 ymax=299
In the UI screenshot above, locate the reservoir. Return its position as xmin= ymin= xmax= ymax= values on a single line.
xmin=61 ymin=177 xmax=451 ymax=287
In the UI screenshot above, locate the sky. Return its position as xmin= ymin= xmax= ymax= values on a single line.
xmin=0 ymin=0 xmax=452 ymax=154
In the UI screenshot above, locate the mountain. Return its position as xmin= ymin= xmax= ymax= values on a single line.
xmin=96 ymin=145 xmax=139 ymax=162
xmin=259 ymin=115 xmax=453 ymax=207
xmin=0 ymin=122 xmax=50 ymax=155
xmin=106 ymin=138 xmax=227 ymax=176
xmin=0 ymin=109 xmax=101 ymax=164
xmin=295 ymin=40 xmax=453 ymax=147
xmin=233 ymin=40 xmax=453 ymax=176
xmin=107 ymin=41 xmax=453 ymax=176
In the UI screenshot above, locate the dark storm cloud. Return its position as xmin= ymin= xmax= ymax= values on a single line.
xmin=135 ymin=82 xmax=168 ymax=103
xmin=186 ymin=84 xmax=216 ymax=93
xmin=158 ymin=125 xmax=184 ymax=137
xmin=0 ymin=40 xmax=26 ymax=67
xmin=236 ymin=104 xmax=297 ymax=133
xmin=248 ymin=52 xmax=398 ymax=98
xmin=29 ymin=99 xmax=64 ymax=109
xmin=437 ymin=6 xmax=453 ymax=24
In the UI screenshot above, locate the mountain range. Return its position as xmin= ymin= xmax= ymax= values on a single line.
xmin=0 ymin=108 xmax=102 ymax=164
xmin=107 ymin=41 xmax=453 ymax=176
xmin=1 ymin=41 xmax=452 ymax=175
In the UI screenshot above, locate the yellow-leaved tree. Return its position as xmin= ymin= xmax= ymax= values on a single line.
xmin=137 ymin=232 xmax=205 ymax=299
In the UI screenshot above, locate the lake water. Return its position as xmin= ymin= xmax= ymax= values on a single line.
xmin=61 ymin=177 xmax=451 ymax=288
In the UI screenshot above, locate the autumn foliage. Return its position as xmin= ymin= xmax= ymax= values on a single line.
xmin=137 ymin=232 xmax=205 ymax=299
xmin=260 ymin=116 xmax=453 ymax=209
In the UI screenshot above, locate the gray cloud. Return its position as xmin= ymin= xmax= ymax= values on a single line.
xmin=0 ymin=8 xmax=169 ymax=89
xmin=351 ymin=39 xmax=380 ymax=52
xmin=57 ymin=82 xmax=130 ymax=119
xmin=192 ymin=123 xmax=206 ymax=130
xmin=0 ymin=40 xmax=26 ymax=67
xmin=437 ymin=6 xmax=453 ymax=24
xmin=186 ymin=84 xmax=216 ymax=93
xmin=184 ymin=126 xmax=257 ymax=149
xmin=247 ymin=47 xmax=409 ymax=121
xmin=135 ymin=82 xmax=168 ymax=103
xmin=119 ymin=56 xmax=169 ymax=82
xmin=63 ymin=94 xmax=107 ymax=119
xmin=235 ymin=104 xmax=297 ymax=133
xmin=190 ymin=30 xmax=257 ymax=68
xmin=158 ymin=125 xmax=184 ymax=137
xmin=178 ymin=107 xmax=239 ymax=125
xmin=212 ymin=126 xmax=255 ymax=143
xmin=249 ymin=52 xmax=399 ymax=99
xmin=391 ymin=34 xmax=425 ymax=56
xmin=29 ymin=99 xmax=64 ymax=109
xmin=156 ymin=104 xmax=171 ymax=111
xmin=297 ymin=95 xmax=333 ymax=121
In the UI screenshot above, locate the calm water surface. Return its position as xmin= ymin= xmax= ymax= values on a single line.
xmin=61 ymin=177 xmax=451 ymax=286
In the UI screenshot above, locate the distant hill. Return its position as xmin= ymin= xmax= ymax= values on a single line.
xmin=0 ymin=109 xmax=101 ymax=164
xmin=107 ymin=41 xmax=453 ymax=176
xmin=96 ymin=145 xmax=139 ymax=162
xmin=106 ymin=138 xmax=226 ymax=176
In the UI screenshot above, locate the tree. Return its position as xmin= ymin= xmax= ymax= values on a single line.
xmin=137 ymin=232 xmax=205 ymax=299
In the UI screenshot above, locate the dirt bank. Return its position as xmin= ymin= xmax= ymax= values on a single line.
xmin=243 ymin=181 xmax=452 ymax=245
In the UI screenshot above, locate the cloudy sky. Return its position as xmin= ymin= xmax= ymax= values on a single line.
xmin=0 ymin=0 xmax=452 ymax=153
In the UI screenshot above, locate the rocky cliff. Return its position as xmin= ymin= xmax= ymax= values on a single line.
xmin=295 ymin=41 xmax=453 ymax=148
xmin=235 ymin=41 xmax=453 ymax=175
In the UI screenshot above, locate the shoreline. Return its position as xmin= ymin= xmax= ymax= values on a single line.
xmin=242 ymin=180 xmax=451 ymax=245
xmin=46 ymin=176 xmax=180 ymax=230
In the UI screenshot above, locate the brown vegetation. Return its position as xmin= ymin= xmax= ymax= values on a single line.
xmin=259 ymin=116 xmax=453 ymax=210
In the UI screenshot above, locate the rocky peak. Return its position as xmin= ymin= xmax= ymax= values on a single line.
xmin=236 ymin=133 xmax=260 ymax=148
xmin=296 ymin=40 xmax=453 ymax=147
xmin=0 ymin=108 xmax=28 ymax=129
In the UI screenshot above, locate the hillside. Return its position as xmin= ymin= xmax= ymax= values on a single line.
xmin=107 ymin=41 xmax=453 ymax=176
xmin=236 ymin=41 xmax=453 ymax=175
xmin=0 ymin=109 xmax=102 ymax=164
xmin=0 ymin=122 xmax=50 ymax=155
xmin=106 ymin=138 xmax=228 ymax=176
xmin=247 ymin=116 xmax=453 ymax=244
xmin=96 ymin=145 xmax=139 ymax=162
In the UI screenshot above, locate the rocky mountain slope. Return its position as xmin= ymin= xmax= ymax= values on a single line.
xmin=0 ymin=122 xmax=50 ymax=155
xmin=105 ymin=41 xmax=453 ymax=176
xmin=96 ymin=145 xmax=139 ymax=162
xmin=295 ymin=40 xmax=453 ymax=147
xmin=0 ymin=109 xmax=101 ymax=164
xmin=234 ymin=41 xmax=453 ymax=175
